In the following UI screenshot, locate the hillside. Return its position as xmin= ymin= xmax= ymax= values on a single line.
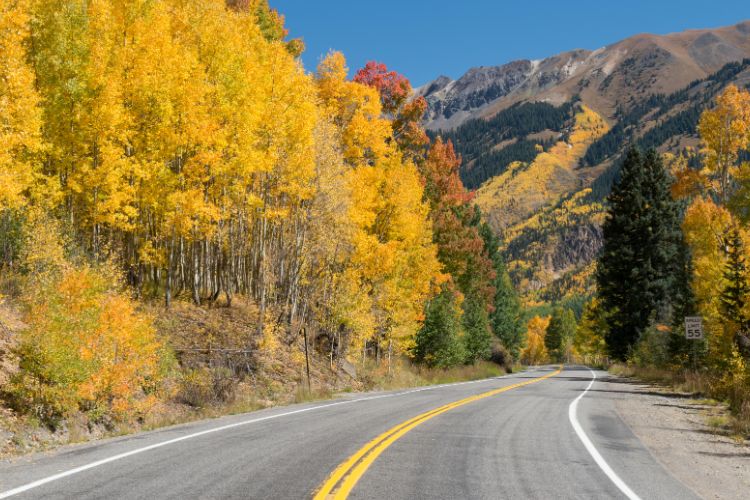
xmin=475 ymin=105 xmax=608 ymax=230
xmin=419 ymin=21 xmax=750 ymax=304
xmin=473 ymin=105 xmax=608 ymax=303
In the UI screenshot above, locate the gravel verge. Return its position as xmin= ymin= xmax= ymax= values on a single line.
xmin=607 ymin=375 xmax=750 ymax=500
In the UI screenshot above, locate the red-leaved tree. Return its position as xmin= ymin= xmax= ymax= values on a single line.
xmin=354 ymin=61 xmax=429 ymax=160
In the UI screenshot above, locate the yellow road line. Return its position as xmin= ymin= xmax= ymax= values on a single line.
xmin=313 ymin=366 xmax=563 ymax=499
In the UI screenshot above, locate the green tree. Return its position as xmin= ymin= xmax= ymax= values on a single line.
xmin=545 ymin=307 xmax=577 ymax=362
xmin=596 ymin=148 xmax=684 ymax=360
xmin=574 ymin=298 xmax=608 ymax=365
xmin=462 ymin=294 xmax=492 ymax=362
xmin=667 ymin=235 xmax=703 ymax=364
xmin=720 ymin=227 xmax=750 ymax=357
xmin=479 ymin=222 xmax=525 ymax=358
xmin=413 ymin=287 xmax=466 ymax=368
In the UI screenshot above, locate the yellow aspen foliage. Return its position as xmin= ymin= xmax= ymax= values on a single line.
xmin=574 ymin=298 xmax=608 ymax=365
xmin=1 ymin=0 xmax=448 ymax=408
xmin=682 ymin=197 xmax=743 ymax=360
xmin=0 ymin=0 xmax=44 ymax=210
xmin=663 ymin=151 xmax=709 ymax=200
xmin=520 ymin=315 xmax=550 ymax=365
xmin=315 ymin=52 xmax=441 ymax=358
xmin=697 ymin=84 xmax=750 ymax=202
xmin=18 ymin=212 xmax=67 ymax=282
xmin=31 ymin=0 xmax=134 ymax=243
xmin=316 ymin=52 xmax=391 ymax=166
xmin=302 ymin=120 xmax=373 ymax=346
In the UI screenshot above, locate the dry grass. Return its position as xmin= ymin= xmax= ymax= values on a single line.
xmin=610 ymin=363 xmax=750 ymax=439
xmin=291 ymin=386 xmax=335 ymax=404
xmin=360 ymin=360 xmax=508 ymax=392
xmin=609 ymin=364 xmax=709 ymax=394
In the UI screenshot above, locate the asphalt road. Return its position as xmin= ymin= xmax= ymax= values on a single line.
xmin=0 ymin=366 xmax=700 ymax=499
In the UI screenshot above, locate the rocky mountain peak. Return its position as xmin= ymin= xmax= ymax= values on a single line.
xmin=417 ymin=20 xmax=750 ymax=131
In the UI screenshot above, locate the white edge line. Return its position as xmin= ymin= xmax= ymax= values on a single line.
xmin=568 ymin=368 xmax=642 ymax=500
xmin=0 ymin=368 xmax=546 ymax=498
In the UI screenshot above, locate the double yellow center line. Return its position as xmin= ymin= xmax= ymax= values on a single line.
xmin=313 ymin=366 xmax=563 ymax=499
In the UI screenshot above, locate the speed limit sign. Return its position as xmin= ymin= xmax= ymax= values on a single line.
xmin=685 ymin=316 xmax=703 ymax=340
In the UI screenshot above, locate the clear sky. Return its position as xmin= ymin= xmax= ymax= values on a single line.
xmin=271 ymin=0 xmax=750 ymax=87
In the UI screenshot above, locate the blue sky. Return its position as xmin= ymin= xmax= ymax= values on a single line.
xmin=271 ymin=0 xmax=750 ymax=87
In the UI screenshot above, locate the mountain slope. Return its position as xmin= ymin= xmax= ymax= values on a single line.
xmin=418 ymin=21 xmax=750 ymax=305
xmin=475 ymin=105 xmax=608 ymax=230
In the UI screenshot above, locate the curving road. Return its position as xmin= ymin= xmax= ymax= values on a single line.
xmin=0 ymin=366 xmax=699 ymax=499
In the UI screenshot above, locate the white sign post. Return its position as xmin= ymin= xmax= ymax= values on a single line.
xmin=685 ymin=316 xmax=703 ymax=340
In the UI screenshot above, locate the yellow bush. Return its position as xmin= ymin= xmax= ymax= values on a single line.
xmin=11 ymin=265 xmax=169 ymax=424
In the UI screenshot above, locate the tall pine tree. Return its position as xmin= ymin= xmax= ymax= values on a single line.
xmin=462 ymin=295 xmax=492 ymax=362
xmin=597 ymin=148 xmax=684 ymax=360
xmin=413 ymin=287 xmax=466 ymax=368
xmin=720 ymin=227 xmax=750 ymax=357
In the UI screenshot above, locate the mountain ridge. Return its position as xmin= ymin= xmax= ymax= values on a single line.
xmin=416 ymin=20 xmax=750 ymax=132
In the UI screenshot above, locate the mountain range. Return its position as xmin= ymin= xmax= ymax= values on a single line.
xmin=415 ymin=21 xmax=750 ymax=309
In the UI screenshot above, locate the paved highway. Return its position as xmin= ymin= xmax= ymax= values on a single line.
xmin=0 ymin=366 xmax=699 ymax=499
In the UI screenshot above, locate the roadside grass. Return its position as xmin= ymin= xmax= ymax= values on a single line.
xmin=142 ymin=360 xmax=512 ymax=438
xmin=359 ymin=360 xmax=510 ymax=391
xmin=609 ymin=364 xmax=710 ymax=395
xmin=0 ymin=358 xmax=511 ymax=458
xmin=706 ymin=415 xmax=731 ymax=429
xmin=609 ymin=363 xmax=750 ymax=440
xmin=689 ymin=398 xmax=721 ymax=406
xmin=292 ymin=386 xmax=335 ymax=404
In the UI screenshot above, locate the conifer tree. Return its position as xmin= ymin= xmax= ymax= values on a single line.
xmin=462 ymin=295 xmax=492 ymax=362
xmin=668 ymin=231 xmax=702 ymax=363
xmin=597 ymin=148 xmax=684 ymax=360
xmin=413 ymin=287 xmax=466 ymax=368
xmin=642 ymin=149 xmax=686 ymax=318
xmin=720 ymin=227 xmax=750 ymax=356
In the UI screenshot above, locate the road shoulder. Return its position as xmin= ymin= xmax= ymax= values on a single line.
xmin=608 ymin=375 xmax=750 ymax=500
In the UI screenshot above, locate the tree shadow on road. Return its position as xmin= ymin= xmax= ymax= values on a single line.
xmin=698 ymin=450 xmax=750 ymax=458
xmin=573 ymin=387 xmax=698 ymax=399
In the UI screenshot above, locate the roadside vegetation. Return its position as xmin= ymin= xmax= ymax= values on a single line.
xmin=0 ymin=0 xmax=524 ymax=455
xmin=575 ymin=85 xmax=750 ymax=436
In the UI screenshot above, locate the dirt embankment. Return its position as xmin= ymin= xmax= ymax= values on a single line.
xmin=0 ymin=300 xmax=23 ymax=387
